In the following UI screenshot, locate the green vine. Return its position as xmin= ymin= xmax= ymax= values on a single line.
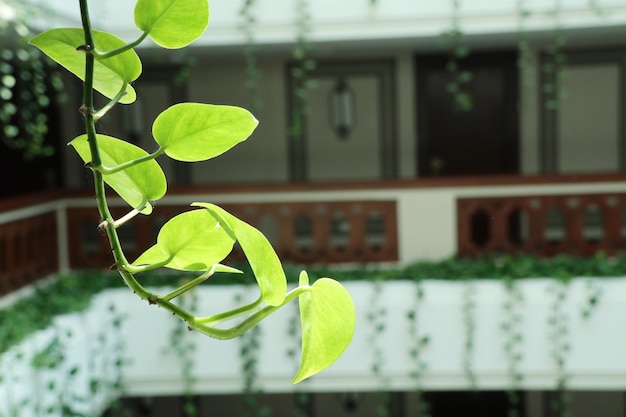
xmin=367 ymin=278 xmax=390 ymax=417
xmin=461 ymin=280 xmax=477 ymax=389
xmin=289 ymin=0 xmax=316 ymax=139
xmin=500 ymin=278 xmax=524 ymax=417
xmin=516 ymin=0 xmax=534 ymax=110
xmin=286 ymin=302 xmax=310 ymax=417
xmin=164 ymin=284 xmax=199 ymax=417
xmin=0 ymin=5 xmax=65 ymax=160
xmin=237 ymin=291 xmax=270 ymax=417
xmin=439 ymin=0 xmax=472 ymax=112
xmin=547 ymin=279 xmax=571 ymax=417
xmin=580 ymin=278 xmax=602 ymax=319
xmin=543 ymin=0 xmax=567 ymax=112
xmin=29 ymin=0 xmax=355 ymax=385
xmin=239 ymin=0 xmax=262 ymax=112
xmin=406 ymin=281 xmax=431 ymax=417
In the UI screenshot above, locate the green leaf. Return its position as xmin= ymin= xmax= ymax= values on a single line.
xmin=69 ymin=134 xmax=166 ymax=214
xmin=292 ymin=271 xmax=356 ymax=384
xmin=153 ymin=103 xmax=258 ymax=162
xmin=134 ymin=209 xmax=235 ymax=271
xmin=192 ymin=203 xmax=286 ymax=306
xmin=135 ymin=0 xmax=209 ymax=49
xmin=30 ymin=29 xmax=141 ymax=104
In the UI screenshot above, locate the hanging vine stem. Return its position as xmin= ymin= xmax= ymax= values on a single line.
xmin=165 ymin=287 xmax=199 ymax=417
xmin=286 ymin=302 xmax=310 ymax=417
xmin=547 ymin=279 xmax=571 ymax=417
xmin=461 ymin=280 xmax=477 ymax=389
xmin=543 ymin=0 xmax=567 ymax=112
xmin=580 ymin=278 xmax=602 ymax=320
xmin=406 ymin=281 xmax=431 ymax=417
xmin=516 ymin=0 xmax=534 ymax=110
xmin=239 ymin=0 xmax=262 ymax=112
xmin=439 ymin=0 xmax=472 ymax=112
xmin=289 ymin=0 xmax=316 ymax=139
xmin=500 ymin=278 xmax=524 ymax=417
xmin=367 ymin=278 xmax=390 ymax=417
xmin=236 ymin=290 xmax=269 ymax=417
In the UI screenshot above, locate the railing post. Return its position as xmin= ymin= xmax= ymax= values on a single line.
xmin=56 ymin=199 xmax=70 ymax=274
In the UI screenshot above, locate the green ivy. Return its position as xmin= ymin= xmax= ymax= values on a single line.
xmin=30 ymin=0 xmax=355 ymax=384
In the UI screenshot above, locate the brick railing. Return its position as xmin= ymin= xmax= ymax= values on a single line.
xmin=66 ymin=200 xmax=398 ymax=269
xmin=457 ymin=192 xmax=626 ymax=257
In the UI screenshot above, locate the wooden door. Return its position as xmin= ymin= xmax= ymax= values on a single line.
xmin=416 ymin=51 xmax=519 ymax=177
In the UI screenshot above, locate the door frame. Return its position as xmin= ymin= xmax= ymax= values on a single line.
xmin=415 ymin=51 xmax=519 ymax=177
xmin=286 ymin=59 xmax=398 ymax=182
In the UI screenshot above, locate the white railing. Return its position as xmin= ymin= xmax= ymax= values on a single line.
xmin=2 ymin=276 xmax=625 ymax=417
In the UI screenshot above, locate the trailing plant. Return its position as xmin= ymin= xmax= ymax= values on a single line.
xmin=547 ymin=278 xmax=571 ymax=417
xmin=29 ymin=0 xmax=355 ymax=385
xmin=580 ymin=278 xmax=602 ymax=319
xmin=0 ymin=3 xmax=65 ymax=160
xmin=439 ymin=0 xmax=472 ymax=112
xmin=236 ymin=291 xmax=270 ymax=417
xmin=163 ymin=285 xmax=199 ymax=417
xmin=239 ymin=0 xmax=263 ymax=112
xmin=406 ymin=281 xmax=431 ymax=417
xmin=461 ymin=280 xmax=477 ymax=389
xmin=543 ymin=0 xmax=567 ymax=112
xmin=366 ymin=278 xmax=391 ymax=417
xmin=286 ymin=303 xmax=310 ymax=417
xmin=500 ymin=277 xmax=524 ymax=417
xmin=289 ymin=0 xmax=316 ymax=139
xmin=516 ymin=0 xmax=534 ymax=110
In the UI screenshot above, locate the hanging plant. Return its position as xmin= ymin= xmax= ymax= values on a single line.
xmin=0 ymin=4 xmax=65 ymax=160
xmin=461 ymin=280 xmax=477 ymax=389
xmin=366 ymin=278 xmax=391 ymax=417
xmin=516 ymin=0 xmax=534 ymax=110
xmin=580 ymin=278 xmax=602 ymax=319
xmin=406 ymin=281 xmax=431 ymax=417
xmin=439 ymin=0 xmax=472 ymax=112
xmin=543 ymin=0 xmax=567 ymax=112
xmin=500 ymin=278 xmax=524 ymax=417
xmin=547 ymin=279 xmax=571 ymax=417
xmin=289 ymin=0 xmax=316 ymax=139
xmin=164 ymin=285 xmax=199 ymax=417
xmin=286 ymin=302 xmax=310 ymax=417
xmin=239 ymin=0 xmax=263 ymax=112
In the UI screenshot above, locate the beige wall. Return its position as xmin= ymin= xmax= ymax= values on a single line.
xmin=59 ymin=47 xmax=623 ymax=187
xmin=558 ymin=63 xmax=621 ymax=173
xmin=187 ymin=57 xmax=290 ymax=184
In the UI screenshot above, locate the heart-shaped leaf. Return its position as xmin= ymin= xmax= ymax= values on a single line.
xmin=30 ymin=29 xmax=141 ymax=104
xmin=69 ymin=134 xmax=166 ymax=214
xmin=134 ymin=209 xmax=235 ymax=271
xmin=193 ymin=203 xmax=286 ymax=306
xmin=153 ymin=103 xmax=258 ymax=162
xmin=135 ymin=0 xmax=209 ymax=49
xmin=292 ymin=271 xmax=356 ymax=384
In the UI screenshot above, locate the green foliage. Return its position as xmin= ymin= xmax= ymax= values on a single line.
xmin=0 ymin=13 xmax=65 ymax=160
xmin=134 ymin=0 xmax=209 ymax=49
xmin=29 ymin=0 xmax=354 ymax=384
xmin=30 ymin=29 xmax=140 ymax=103
xmin=293 ymin=272 xmax=356 ymax=384
xmin=153 ymin=103 xmax=258 ymax=162
xmin=69 ymin=134 xmax=166 ymax=214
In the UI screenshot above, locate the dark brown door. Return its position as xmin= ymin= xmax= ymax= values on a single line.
xmin=416 ymin=51 xmax=519 ymax=177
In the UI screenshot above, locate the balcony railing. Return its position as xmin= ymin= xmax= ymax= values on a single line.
xmin=457 ymin=192 xmax=626 ymax=257
xmin=66 ymin=199 xmax=398 ymax=269
xmin=3 ymin=174 xmax=626 ymax=297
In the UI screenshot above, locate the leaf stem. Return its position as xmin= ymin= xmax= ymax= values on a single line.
xmin=93 ymin=82 xmax=129 ymax=120
xmin=92 ymin=31 xmax=150 ymax=59
xmin=195 ymin=296 xmax=263 ymax=325
xmin=97 ymin=147 xmax=165 ymax=175
xmin=163 ymin=269 xmax=216 ymax=301
xmin=192 ymin=286 xmax=310 ymax=340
